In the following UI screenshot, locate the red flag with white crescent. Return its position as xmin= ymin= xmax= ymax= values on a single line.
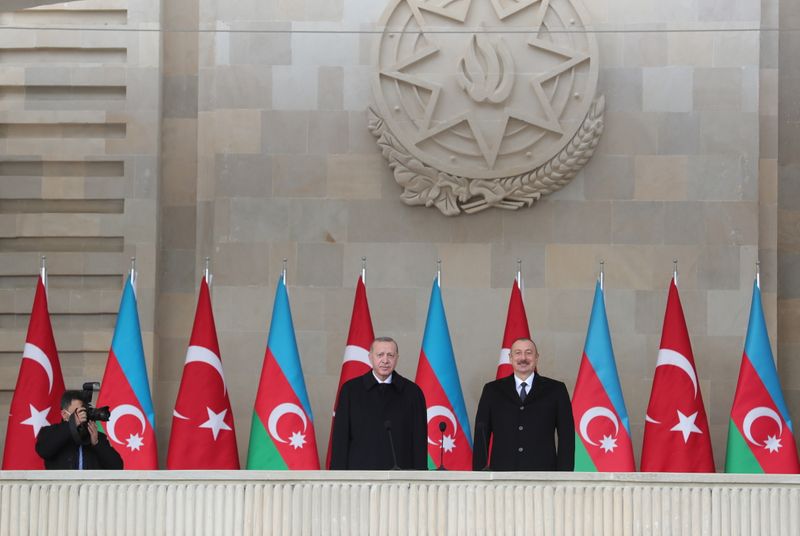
xmin=166 ymin=277 xmax=239 ymax=469
xmin=640 ymin=278 xmax=715 ymax=472
xmin=2 ymin=276 xmax=66 ymax=469
xmin=325 ymin=275 xmax=374 ymax=468
xmin=496 ymin=278 xmax=530 ymax=379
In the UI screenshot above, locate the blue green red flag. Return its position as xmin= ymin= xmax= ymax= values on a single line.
xmin=247 ymin=275 xmax=320 ymax=469
xmin=725 ymin=280 xmax=800 ymax=473
xmin=97 ymin=274 xmax=158 ymax=469
xmin=572 ymin=281 xmax=635 ymax=471
xmin=414 ymin=276 xmax=473 ymax=470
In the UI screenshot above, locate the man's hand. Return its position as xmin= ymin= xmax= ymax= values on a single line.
xmin=86 ymin=421 xmax=99 ymax=446
xmin=73 ymin=407 xmax=88 ymax=426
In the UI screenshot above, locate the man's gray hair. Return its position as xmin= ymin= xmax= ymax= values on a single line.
xmin=371 ymin=336 xmax=398 ymax=354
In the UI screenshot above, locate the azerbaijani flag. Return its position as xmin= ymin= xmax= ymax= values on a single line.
xmin=414 ymin=276 xmax=473 ymax=470
xmin=247 ymin=275 xmax=320 ymax=469
xmin=725 ymin=280 xmax=800 ymax=473
xmin=572 ymin=281 xmax=635 ymax=471
xmin=97 ymin=274 xmax=158 ymax=469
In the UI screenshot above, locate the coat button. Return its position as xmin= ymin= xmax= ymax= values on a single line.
xmin=518 ymin=447 xmax=523 ymax=452
xmin=518 ymin=425 xmax=523 ymax=431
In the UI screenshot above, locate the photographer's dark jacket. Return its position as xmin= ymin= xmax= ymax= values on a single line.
xmin=35 ymin=421 xmax=123 ymax=470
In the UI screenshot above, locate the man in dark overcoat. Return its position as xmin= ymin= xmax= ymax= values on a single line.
xmin=36 ymin=390 xmax=123 ymax=470
xmin=473 ymin=338 xmax=574 ymax=471
xmin=330 ymin=337 xmax=427 ymax=470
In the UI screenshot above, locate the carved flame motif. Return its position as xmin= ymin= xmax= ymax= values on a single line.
xmin=457 ymin=34 xmax=514 ymax=104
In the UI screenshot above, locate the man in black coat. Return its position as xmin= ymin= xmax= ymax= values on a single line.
xmin=330 ymin=337 xmax=428 ymax=470
xmin=35 ymin=390 xmax=123 ymax=470
xmin=473 ymin=338 xmax=574 ymax=471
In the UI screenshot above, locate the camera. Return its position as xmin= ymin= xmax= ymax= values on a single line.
xmin=68 ymin=382 xmax=111 ymax=445
xmin=80 ymin=382 xmax=111 ymax=422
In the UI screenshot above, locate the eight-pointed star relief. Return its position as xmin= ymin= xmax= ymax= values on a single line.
xmin=371 ymin=0 xmax=602 ymax=214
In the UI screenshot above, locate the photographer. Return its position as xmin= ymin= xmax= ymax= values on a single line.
xmin=35 ymin=390 xmax=123 ymax=470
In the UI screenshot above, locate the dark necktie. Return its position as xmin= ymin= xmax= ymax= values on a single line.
xmin=519 ymin=381 xmax=528 ymax=403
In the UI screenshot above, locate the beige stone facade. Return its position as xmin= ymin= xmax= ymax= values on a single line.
xmin=0 ymin=0 xmax=797 ymax=471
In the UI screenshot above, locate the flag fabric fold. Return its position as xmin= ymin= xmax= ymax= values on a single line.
xmin=325 ymin=275 xmax=374 ymax=468
xmin=725 ymin=280 xmax=800 ymax=473
xmin=247 ymin=276 xmax=319 ymax=469
xmin=640 ymin=278 xmax=715 ymax=472
xmin=496 ymin=278 xmax=530 ymax=379
xmin=166 ymin=276 xmax=239 ymax=469
xmin=96 ymin=274 xmax=158 ymax=469
xmin=572 ymin=281 xmax=635 ymax=471
xmin=2 ymin=276 xmax=66 ymax=469
xmin=415 ymin=276 xmax=473 ymax=470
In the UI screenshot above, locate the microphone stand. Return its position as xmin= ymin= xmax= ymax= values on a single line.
xmin=384 ymin=420 xmax=401 ymax=470
xmin=477 ymin=422 xmax=491 ymax=471
xmin=437 ymin=421 xmax=447 ymax=471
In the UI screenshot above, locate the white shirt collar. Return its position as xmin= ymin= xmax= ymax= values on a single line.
xmin=514 ymin=373 xmax=534 ymax=394
xmin=373 ymin=372 xmax=393 ymax=384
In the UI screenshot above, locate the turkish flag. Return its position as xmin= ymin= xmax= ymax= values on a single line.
xmin=496 ymin=278 xmax=530 ymax=379
xmin=2 ymin=276 xmax=66 ymax=469
xmin=166 ymin=277 xmax=239 ymax=469
xmin=325 ymin=275 xmax=374 ymax=468
xmin=640 ymin=278 xmax=715 ymax=472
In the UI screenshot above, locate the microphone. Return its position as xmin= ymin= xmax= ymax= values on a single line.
xmin=437 ymin=421 xmax=447 ymax=471
xmin=384 ymin=420 xmax=401 ymax=470
xmin=476 ymin=422 xmax=490 ymax=471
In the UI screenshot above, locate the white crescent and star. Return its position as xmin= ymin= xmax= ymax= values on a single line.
xmin=267 ymin=403 xmax=308 ymax=444
xmin=655 ymin=348 xmax=698 ymax=397
xmin=426 ymin=405 xmax=458 ymax=447
xmin=742 ymin=406 xmax=783 ymax=447
xmin=20 ymin=404 xmax=50 ymax=437
xmin=579 ymin=406 xmax=619 ymax=447
xmin=645 ymin=349 xmax=702 ymax=431
xmin=199 ymin=407 xmax=232 ymax=440
xmin=22 ymin=343 xmax=54 ymax=394
xmin=106 ymin=404 xmax=147 ymax=445
xmin=498 ymin=348 xmax=511 ymax=367
xmin=670 ymin=410 xmax=703 ymax=443
xmin=185 ymin=345 xmax=227 ymax=394
xmin=343 ymin=345 xmax=370 ymax=367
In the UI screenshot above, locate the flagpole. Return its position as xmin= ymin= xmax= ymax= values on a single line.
xmin=673 ymin=259 xmax=678 ymax=287
xmin=130 ymin=257 xmax=137 ymax=294
xmin=437 ymin=258 xmax=442 ymax=287
xmin=361 ymin=256 xmax=367 ymax=285
xmin=204 ymin=257 xmax=212 ymax=295
xmin=40 ymin=255 xmax=47 ymax=295
xmin=516 ymin=258 xmax=523 ymax=293
xmin=756 ymin=260 xmax=760 ymax=290
xmin=599 ymin=259 xmax=605 ymax=291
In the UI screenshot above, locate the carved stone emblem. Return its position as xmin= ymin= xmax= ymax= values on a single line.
xmin=369 ymin=0 xmax=604 ymax=215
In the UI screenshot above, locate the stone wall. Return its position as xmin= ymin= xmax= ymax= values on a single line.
xmin=1 ymin=0 xmax=794 ymax=471
xmin=0 ymin=0 xmax=160 ymax=452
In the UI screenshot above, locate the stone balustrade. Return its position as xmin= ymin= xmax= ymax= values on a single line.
xmin=1 ymin=471 xmax=798 ymax=535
